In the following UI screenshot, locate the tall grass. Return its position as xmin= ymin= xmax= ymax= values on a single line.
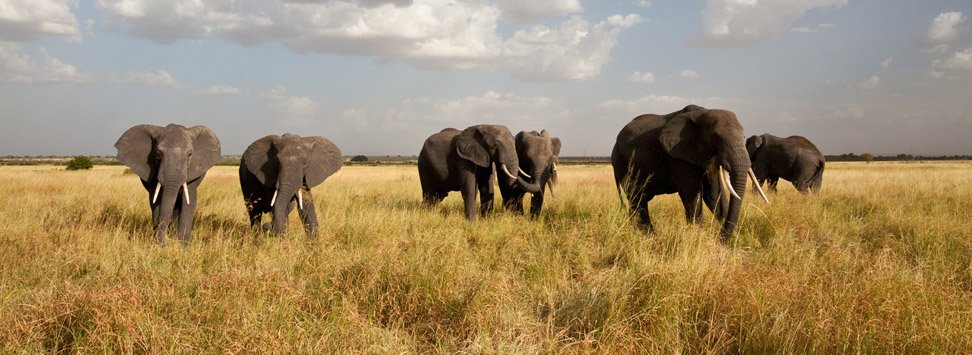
xmin=1 ymin=162 xmax=971 ymax=352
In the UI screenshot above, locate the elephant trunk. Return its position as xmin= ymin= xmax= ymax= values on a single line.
xmin=271 ymin=168 xmax=303 ymax=234
xmin=516 ymin=176 xmax=542 ymax=193
xmin=154 ymin=181 xmax=182 ymax=240
xmin=720 ymin=152 xmax=750 ymax=239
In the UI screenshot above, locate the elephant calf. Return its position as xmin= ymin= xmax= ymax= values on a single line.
xmin=498 ymin=129 xmax=561 ymax=218
xmin=115 ymin=123 xmax=221 ymax=245
xmin=418 ymin=125 xmax=536 ymax=221
xmin=239 ymin=134 xmax=343 ymax=238
xmin=746 ymin=133 xmax=825 ymax=194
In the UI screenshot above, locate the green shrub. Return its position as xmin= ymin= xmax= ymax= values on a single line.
xmin=65 ymin=156 xmax=94 ymax=171
xmin=351 ymin=155 xmax=368 ymax=162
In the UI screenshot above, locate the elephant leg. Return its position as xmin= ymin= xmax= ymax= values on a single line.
xmin=175 ymin=181 xmax=201 ymax=244
xmin=247 ymin=205 xmax=262 ymax=229
xmin=767 ymin=177 xmax=779 ymax=193
xmin=477 ymin=169 xmax=494 ymax=216
xmin=423 ymin=191 xmax=447 ymax=206
xmin=296 ymin=189 xmax=318 ymax=239
xmin=636 ymin=197 xmax=654 ymax=232
xmin=671 ymin=162 xmax=704 ymax=224
xmin=176 ymin=201 xmax=196 ymax=245
xmin=460 ymin=167 xmax=478 ymax=222
xmin=529 ymin=192 xmax=544 ymax=218
xmin=702 ymin=174 xmax=727 ymax=221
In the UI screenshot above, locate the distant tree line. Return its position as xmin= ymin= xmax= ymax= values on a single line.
xmin=825 ymin=153 xmax=972 ymax=162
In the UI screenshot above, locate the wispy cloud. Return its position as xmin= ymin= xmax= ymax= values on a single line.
xmin=0 ymin=45 xmax=91 ymax=84
xmin=112 ymin=70 xmax=185 ymax=89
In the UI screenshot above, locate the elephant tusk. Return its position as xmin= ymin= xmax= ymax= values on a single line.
xmin=552 ymin=162 xmax=557 ymax=171
xmin=182 ymin=182 xmax=190 ymax=205
xmin=518 ymin=168 xmax=532 ymax=179
xmin=749 ymin=168 xmax=769 ymax=203
xmin=720 ymin=166 xmax=741 ymax=200
xmin=547 ymin=181 xmax=555 ymax=198
xmin=500 ymin=164 xmax=517 ymax=179
xmin=152 ymin=182 xmax=161 ymax=204
xmin=270 ymin=181 xmax=279 ymax=207
xmin=297 ymin=188 xmax=304 ymax=210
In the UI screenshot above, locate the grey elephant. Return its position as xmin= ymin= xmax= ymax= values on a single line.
xmin=745 ymin=133 xmax=825 ymax=193
xmin=418 ymin=125 xmax=537 ymax=221
xmin=611 ymin=105 xmax=768 ymax=239
xmin=239 ymin=134 xmax=343 ymax=238
xmin=114 ymin=123 xmax=222 ymax=244
xmin=498 ymin=129 xmax=561 ymax=217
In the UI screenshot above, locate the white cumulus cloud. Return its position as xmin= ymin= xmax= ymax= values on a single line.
xmin=626 ymin=70 xmax=654 ymax=84
xmin=0 ymin=44 xmax=90 ymax=84
xmin=692 ymin=0 xmax=847 ymax=47
xmin=0 ymin=0 xmax=81 ymax=42
xmin=926 ymin=11 xmax=966 ymax=51
xmin=95 ymin=0 xmax=641 ymax=81
xmin=939 ymin=47 xmax=972 ymax=71
xmin=857 ymin=75 xmax=879 ymax=89
xmin=113 ymin=69 xmax=185 ymax=89
xmin=497 ymin=0 xmax=582 ymax=23
xmin=881 ymin=57 xmax=893 ymax=69
xmin=263 ymin=85 xmax=320 ymax=120
xmin=201 ymin=84 xmax=242 ymax=95
xmin=344 ymin=91 xmax=562 ymax=132
xmin=680 ymin=69 xmax=699 ymax=79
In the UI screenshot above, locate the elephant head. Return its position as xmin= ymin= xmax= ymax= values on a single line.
xmin=514 ymin=129 xmax=561 ymax=194
xmin=745 ymin=134 xmax=764 ymax=162
xmin=456 ymin=124 xmax=532 ymax=188
xmin=242 ymin=133 xmax=343 ymax=234
xmin=115 ymin=123 xmax=221 ymax=222
xmin=659 ymin=109 xmax=766 ymax=237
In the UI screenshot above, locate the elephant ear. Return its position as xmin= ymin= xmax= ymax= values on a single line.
xmin=243 ymin=135 xmax=280 ymax=187
xmin=188 ymin=126 xmax=221 ymax=180
xmin=456 ymin=126 xmax=490 ymax=167
xmin=745 ymin=135 xmax=763 ymax=156
xmin=115 ymin=124 xmax=162 ymax=181
xmin=660 ymin=112 xmax=707 ymax=166
xmin=551 ymin=137 xmax=562 ymax=157
xmin=303 ymin=136 xmax=343 ymax=188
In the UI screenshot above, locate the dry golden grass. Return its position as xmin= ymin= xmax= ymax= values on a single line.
xmin=1 ymin=162 xmax=971 ymax=352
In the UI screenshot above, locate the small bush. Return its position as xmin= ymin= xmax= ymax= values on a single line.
xmin=351 ymin=155 xmax=368 ymax=162
xmin=65 ymin=156 xmax=94 ymax=171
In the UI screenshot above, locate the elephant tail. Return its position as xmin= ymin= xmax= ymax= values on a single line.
xmin=809 ymin=158 xmax=825 ymax=193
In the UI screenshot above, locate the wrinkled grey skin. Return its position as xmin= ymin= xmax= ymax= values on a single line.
xmin=611 ymin=105 xmax=751 ymax=240
xmin=115 ymin=124 xmax=221 ymax=245
xmin=498 ymin=130 xmax=560 ymax=218
xmin=239 ymin=134 xmax=343 ymax=238
xmin=418 ymin=125 xmax=534 ymax=222
xmin=746 ymin=133 xmax=825 ymax=194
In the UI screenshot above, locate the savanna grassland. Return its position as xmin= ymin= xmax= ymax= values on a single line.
xmin=1 ymin=162 xmax=971 ymax=352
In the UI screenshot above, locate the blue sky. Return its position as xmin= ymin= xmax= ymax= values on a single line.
xmin=1 ymin=0 xmax=970 ymax=156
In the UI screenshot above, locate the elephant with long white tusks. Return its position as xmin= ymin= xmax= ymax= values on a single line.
xmin=115 ymin=123 xmax=222 ymax=245
xmin=611 ymin=105 xmax=768 ymax=241
xmin=239 ymin=133 xmax=343 ymax=238
xmin=418 ymin=125 xmax=537 ymax=222
xmin=498 ymin=129 xmax=561 ymax=218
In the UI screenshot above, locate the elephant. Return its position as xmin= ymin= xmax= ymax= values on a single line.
xmin=745 ymin=133 xmax=825 ymax=194
xmin=239 ymin=133 xmax=343 ymax=238
xmin=418 ymin=125 xmax=537 ymax=221
xmin=498 ymin=129 xmax=561 ymax=217
xmin=114 ymin=123 xmax=222 ymax=244
xmin=611 ymin=105 xmax=768 ymax=239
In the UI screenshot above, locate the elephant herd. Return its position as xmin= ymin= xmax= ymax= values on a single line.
xmin=113 ymin=105 xmax=824 ymax=245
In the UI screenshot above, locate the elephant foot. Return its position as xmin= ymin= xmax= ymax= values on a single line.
xmin=262 ymin=223 xmax=272 ymax=232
